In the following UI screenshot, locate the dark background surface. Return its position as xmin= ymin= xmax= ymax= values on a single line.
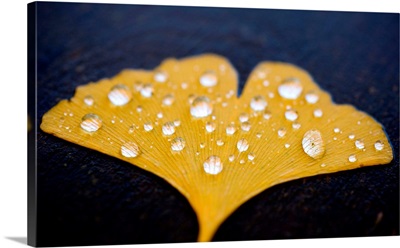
xmin=33 ymin=2 xmax=399 ymax=246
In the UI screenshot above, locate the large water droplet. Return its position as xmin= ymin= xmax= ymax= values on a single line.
xmin=348 ymin=154 xmax=357 ymax=163
xmin=80 ymin=113 xmax=102 ymax=132
xmin=374 ymin=140 xmax=384 ymax=151
xmin=162 ymin=94 xmax=175 ymax=106
xmin=226 ymin=123 xmax=237 ymax=135
xmin=203 ymin=155 xmax=223 ymax=175
xmin=154 ymin=70 xmax=168 ymax=83
xmin=171 ymin=137 xmax=185 ymax=151
xmin=144 ymin=122 xmax=153 ymax=132
xmin=285 ymin=109 xmax=298 ymax=121
xmin=250 ymin=95 xmax=267 ymax=111
xmin=237 ymin=138 xmax=249 ymax=152
xmin=121 ymin=142 xmax=140 ymax=158
xmin=241 ymin=121 xmax=251 ymax=132
xmin=278 ymin=78 xmax=303 ymax=99
xmin=206 ymin=121 xmax=216 ymax=133
xmin=305 ymin=91 xmax=319 ymax=104
xmin=190 ymin=96 xmax=213 ymax=118
xmin=239 ymin=113 xmax=249 ymax=123
xmin=162 ymin=122 xmax=176 ymax=136
xmin=302 ymin=129 xmax=325 ymax=159
xmin=140 ymin=83 xmax=154 ymax=98
xmin=355 ymin=139 xmax=365 ymax=150
xmin=200 ymin=70 xmax=218 ymax=87
xmin=108 ymin=84 xmax=132 ymax=106
xmin=84 ymin=95 xmax=94 ymax=106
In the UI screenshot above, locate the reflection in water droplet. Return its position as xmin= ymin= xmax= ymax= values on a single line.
xmin=140 ymin=83 xmax=154 ymax=98
xmin=121 ymin=142 xmax=140 ymax=158
xmin=313 ymin=109 xmax=323 ymax=118
xmin=216 ymin=139 xmax=224 ymax=146
xmin=374 ymin=140 xmax=384 ymax=151
xmin=355 ymin=139 xmax=365 ymax=150
xmin=162 ymin=94 xmax=175 ymax=106
xmin=80 ymin=113 xmax=102 ymax=132
xmin=239 ymin=113 xmax=249 ymax=123
xmin=226 ymin=123 xmax=237 ymax=135
xmin=278 ymin=128 xmax=287 ymax=138
xmin=154 ymin=70 xmax=168 ymax=83
xmin=162 ymin=122 xmax=176 ymax=136
xmin=108 ymin=84 xmax=132 ymax=106
xmin=190 ymin=96 xmax=213 ymax=118
xmin=241 ymin=121 xmax=251 ymax=132
xmin=203 ymin=155 xmax=223 ymax=175
xmin=285 ymin=109 xmax=298 ymax=121
xmin=84 ymin=95 xmax=94 ymax=106
xmin=348 ymin=154 xmax=357 ymax=163
xmin=248 ymin=153 xmax=255 ymax=161
xmin=250 ymin=95 xmax=267 ymax=111
xmin=171 ymin=137 xmax=185 ymax=151
xmin=144 ymin=122 xmax=153 ymax=132
xmin=206 ymin=121 xmax=216 ymax=133
xmin=200 ymin=70 xmax=218 ymax=87
xmin=278 ymin=78 xmax=303 ymax=99
xmin=237 ymin=138 xmax=249 ymax=152
xmin=302 ymin=129 xmax=325 ymax=159
xmin=305 ymin=91 xmax=319 ymax=104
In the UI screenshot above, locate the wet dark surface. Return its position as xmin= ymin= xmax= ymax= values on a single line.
xmin=32 ymin=2 xmax=399 ymax=246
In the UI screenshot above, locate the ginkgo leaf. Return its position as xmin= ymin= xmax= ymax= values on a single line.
xmin=40 ymin=54 xmax=393 ymax=242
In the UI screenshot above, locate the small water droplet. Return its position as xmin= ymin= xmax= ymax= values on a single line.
xmin=241 ymin=121 xmax=251 ymax=132
xmin=278 ymin=78 xmax=303 ymax=99
xmin=302 ymin=129 xmax=325 ymax=159
xmin=154 ymin=70 xmax=168 ymax=83
xmin=237 ymin=138 xmax=249 ymax=152
xmin=181 ymin=82 xmax=188 ymax=89
xmin=136 ymin=105 xmax=143 ymax=113
xmin=121 ymin=142 xmax=140 ymax=158
xmin=229 ymin=154 xmax=235 ymax=162
xmin=173 ymin=119 xmax=181 ymax=127
xmin=162 ymin=94 xmax=175 ymax=106
xmin=248 ymin=153 xmax=255 ymax=161
xmin=285 ymin=109 xmax=298 ymax=121
xmin=206 ymin=121 xmax=216 ymax=133
xmin=111 ymin=119 xmax=115 ymax=124
xmin=313 ymin=109 xmax=323 ymax=118
xmin=200 ymin=70 xmax=218 ymax=87
xmin=278 ymin=128 xmax=287 ymax=138
xmin=263 ymin=111 xmax=272 ymax=120
xmin=128 ymin=125 xmax=135 ymax=133
xmin=263 ymin=80 xmax=269 ymax=87
xmin=157 ymin=112 xmax=163 ymax=119
xmin=348 ymin=154 xmax=357 ymax=163
xmin=239 ymin=113 xmax=249 ymax=123
xmin=144 ymin=122 xmax=153 ymax=132
xmin=108 ymin=84 xmax=132 ymax=106
xmin=355 ymin=139 xmax=365 ymax=150
xmin=140 ymin=83 xmax=154 ymax=98
xmin=240 ymin=159 xmax=245 ymax=164
xmin=203 ymin=155 xmax=223 ymax=175
xmin=374 ymin=140 xmax=384 ymax=151
xmin=216 ymin=139 xmax=224 ymax=146
xmin=80 ymin=113 xmax=102 ymax=132
xmin=305 ymin=91 xmax=319 ymax=104
xmin=285 ymin=143 xmax=290 ymax=148
xmin=250 ymin=95 xmax=267 ymax=111
xmin=292 ymin=122 xmax=301 ymax=130
xmin=334 ymin=127 xmax=341 ymax=133
xmin=188 ymin=94 xmax=196 ymax=104
xmin=348 ymin=133 xmax=355 ymax=140
xmin=162 ymin=122 xmax=175 ymax=136
xmin=320 ymin=163 xmax=327 ymax=167
xmin=256 ymin=132 xmax=262 ymax=138
xmin=171 ymin=137 xmax=185 ymax=151
xmin=84 ymin=95 xmax=94 ymax=106
xmin=226 ymin=123 xmax=237 ymax=135
xmin=190 ymin=96 xmax=213 ymax=118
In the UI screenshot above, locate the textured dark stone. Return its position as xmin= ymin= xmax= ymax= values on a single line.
xmin=34 ymin=2 xmax=399 ymax=246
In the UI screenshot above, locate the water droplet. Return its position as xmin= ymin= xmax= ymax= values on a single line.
xmin=136 ymin=105 xmax=143 ymax=113
xmin=278 ymin=78 xmax=303 ymax=99
xmin=263 ymin=80 xmax=270 ymax=87
xmin=111 ymin=119 xmax=115 ymax=124
xmin=121 ymin=142 xmax=140 ymax=158
xmin=348 ymin=133 xmax=355 ymax=140
xmin=128 ymin=125 xmax=135 ymax=133
xmin=80 ymin=113 xmax=102 ymax=132
xmin=206 ymin=121 xmax=216 ymax=133
xmin=171 ymin=137 xmax=185 ymax=151
xmin=239 ymin=113 xmax=249 ymax=123
xmin=302 ymin=129 xmax=325 ymax=159
xmin=241 ymin=121 xmax=251 ymax=132
xmin=229 ymin=154 xmax=235 ymax=162
xmin=181 ymin=82 xmax=188 ymax=89
xmin=199 ymin=143 xmax=205 ymax=149
xmin=313 ymin=109 xmax=323 ymax=118
xmin=248 ymin=153 xmax=255 ymax=161
xmin=84 ymin=95 xmax=94 ymax=106
xmin=154 ymin=70 xmax=168 ymax=83
xmin=226 ymin=123 xmax=237 ymax=135
xmin=305 ymin=91 xmax=319 ymax=104
xmin=162 ymin=94 xmax=175 ymax=106
xmin=162 ymin=122 xmax=175 ymax=136
xmin=237 ymin=138 xmax=249 ymax=152
xmin=240 ymin=159 xmax=245 ymax=164
xmin=173 ymin=119 xmax=181 ymax=127
xmin=216 ymin=139 xmax=224 ymax=146
xmin=157 ymin=112 xmax=163 ymax=119
xmin=278 ymin=128 xmax=287 ymax=138
xmin=203 ymin=156 xmax=223 ymax=175
xmin=285 ymin=109 xmax=298 ymax=121
xmin=140 ymin=83 xmax=154 ymax=98
xmin=200 ymin=70 xmax=218 ymax=87
xmin=188 ymin=94 xmax=196 ymax=104
xmin=374 ymin=140 xmax=384 ymax=151
xmin=285 ymin=143 xmax=290 ymax=148
xmin=320 ymin=163 xmax=327 ymax=167
xmin=348 ymin=154 xmax=357 ymax=163
xmin=355 ymin=139 xmax=365 ymax=150
xmin=263 ymin=111 xmax=272 ymax=120
xmin=108 ymin=84 xmax=132 ymax=106
xmin=250 ymin=95 xmax=267 ymax=111
xmin=190 ymin=96 xmax=213 ymax=118
xmin=334 ymin=127 xmax=341 ymax=133
xmin=292 ymin=122 xmax=301 ymax=130
xmin=144 ymin=122 xmax=153 ymax=132
xmin=256 ymin=132 xmax=262 ymax=138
